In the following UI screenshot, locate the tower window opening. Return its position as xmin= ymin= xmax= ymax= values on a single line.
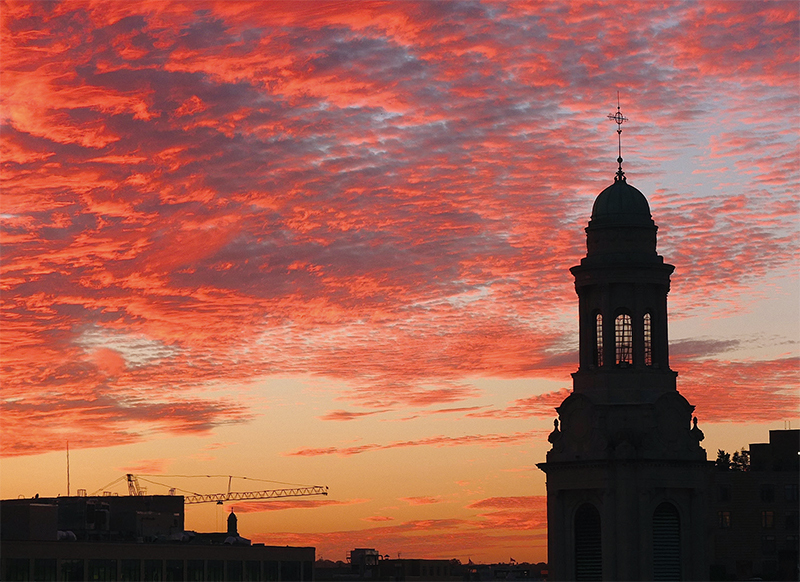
xmin=594 ymin=314 xmax=604 ymax=367
xmin=615 ymin=314 xmax=632 ymax=366
xmin=643 ymin=313 xmax=652 ymax=366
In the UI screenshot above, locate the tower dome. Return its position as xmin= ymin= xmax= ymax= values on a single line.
xmin=589 ymin=174 xmax=653 ymax=227
xmin=583 ymin=173 xmax=659 ymax=261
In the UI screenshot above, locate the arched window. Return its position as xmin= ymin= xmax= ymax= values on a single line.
xmin=594 ymin=313 xmax=604 ymax=367
xmin=615 ymin=314 xmax=632 ymax=366
xmin=643 ymin=313 xmax=653 ymax=366
xmin=653 ymin=502 xmax=681 ymax=580
xmin=575 ymin=503 xmax=602 ymax=581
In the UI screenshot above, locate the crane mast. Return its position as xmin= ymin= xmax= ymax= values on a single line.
xmin=126 ymin=473 xmax=144 ymax=496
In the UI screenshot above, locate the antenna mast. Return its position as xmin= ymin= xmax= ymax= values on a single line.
xmin=607 ymin=91 xmax=628 ymax=180
xmin=66 ymin=441 xmax=70 ymax=496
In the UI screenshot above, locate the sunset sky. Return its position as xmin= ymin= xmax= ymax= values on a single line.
xmin=1 ymin=0 xmax=798 ymax=564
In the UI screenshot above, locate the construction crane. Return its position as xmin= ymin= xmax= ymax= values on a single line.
xmin=122 ymin=474 xmax=327 ymax=505
xmin=184 ymin=484 xmax=328 ymax=505
xmin=126 ymin=474 xmax=146 ymax=496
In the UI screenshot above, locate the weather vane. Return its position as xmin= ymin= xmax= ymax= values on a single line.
xmin=607 ymin=91 xmax=628 ymax=180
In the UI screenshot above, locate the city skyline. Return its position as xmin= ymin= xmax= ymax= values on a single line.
xmin=1 ymin=1 xmax=798 ymax=563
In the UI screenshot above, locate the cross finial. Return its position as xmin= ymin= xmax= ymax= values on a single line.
xmin=607 ymin=91 xmax=628 ymax=181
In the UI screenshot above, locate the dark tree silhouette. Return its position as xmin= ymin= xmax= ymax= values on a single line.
xmin=716 ymin=448 xmax=750 ymax=471
xmin=715 ymin=449 xmax=731 ymax=470
xmin=731 ymin=449 xmax=750 ymax=471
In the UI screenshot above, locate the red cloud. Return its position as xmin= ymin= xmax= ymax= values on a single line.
xmin=320 ymin=410 xmax=388 ymax=421
xmin=90 ymin=347 xmax=127 ymax=376
xmin=676 ymin=356 xmax=799 ymax=422
xmin=467 ymin=389 xmax=571 ymax=419
xmin=1 ymin=1 xmax=797 ymax=460
xmin=285 ymin=431 xmax=545 ymax=457
xmin=467 ymin=496 xmax=546 ymax=510
xmin=363 ymin=515 xmax=394 ymax=522
xmin=0 ymin=393 xmax=251 ymax=457
xmin=230 ymin=498 xmax=366 ymax=513
xmin=400 ymin=496 xmax=443 ymax=506
xmin=252 ymin=519 xmax=547 ymax=563
xmin=466 ymin=496 xmax=548 ymax=531
xmin=116 ymin=458 xmax=172 ymax=475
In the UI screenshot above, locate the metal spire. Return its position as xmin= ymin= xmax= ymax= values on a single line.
xmin=607 ymin=91 xmax=628 ymax=181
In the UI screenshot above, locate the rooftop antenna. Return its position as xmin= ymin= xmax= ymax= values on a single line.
xmin=66 ymin=441 xmax=70 ymax=496
xmin=607 ymin=91 xmax=628 ymax=181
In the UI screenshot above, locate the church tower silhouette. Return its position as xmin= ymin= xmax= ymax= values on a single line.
xmin=538 ymin=107 xmax=712 ymax=581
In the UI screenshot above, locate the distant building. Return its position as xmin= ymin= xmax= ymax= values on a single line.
xmin=0 ymin=494 xmax=314 ymax=581
xmin=315 ymin=549 xmax=547 ymax=581
xmin=538 ymin=161 xmax=712 ymax=580
xmin=1 ymin=493 xmax=185 ymax=543
xmin=315 ymin=548 xmax=462 ymax=581
xmin=465 ymin=561 xmax=548 ymax=581
xmin=710 ymin=429 xmax=799 ymax=581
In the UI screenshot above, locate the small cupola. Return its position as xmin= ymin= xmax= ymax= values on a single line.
xmin=589 ymin=178 xmax=654 ymax=228
xmin=227 ymin=510 xmax=238 ymax=535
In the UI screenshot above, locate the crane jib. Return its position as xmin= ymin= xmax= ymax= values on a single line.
xmin=183 ymin=485 xmax=328 ymax=505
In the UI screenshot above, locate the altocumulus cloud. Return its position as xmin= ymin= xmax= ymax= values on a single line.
xmin=1 ymin=1 xmax=797 ymax=455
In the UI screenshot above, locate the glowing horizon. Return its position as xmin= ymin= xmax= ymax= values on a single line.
xmin=1 ymin=0 xmax=798 ymax=563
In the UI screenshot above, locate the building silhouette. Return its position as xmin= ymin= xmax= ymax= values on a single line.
xmin=0 ymin=494 xmax=314 ymax=580
xmin=710 ymin=429 xmax=799 ymax=580
xmin=314 ymin=549 xmax=548 ymax=581
xmin=538 ymin=163 xmax=712 ymax=580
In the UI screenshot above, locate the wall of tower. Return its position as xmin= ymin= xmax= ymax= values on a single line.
xmin=544 ymin=460 xmax=711 ymax=581
xmin=585 ymin=224 xmax=657 ymax=259
xmin=571 ymin=263 xmax=675 ymax=378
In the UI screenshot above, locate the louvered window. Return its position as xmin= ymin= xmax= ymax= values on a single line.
xmin=653 ymin=502 xmax=681 ymax=580
xmin=575 ymin=503 xmax=602 ymax=581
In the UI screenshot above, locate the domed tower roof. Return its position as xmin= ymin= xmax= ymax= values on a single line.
xmin=583 ymin=171 xmax=658 ymax=261
xmin=589 ymin=174 xmax=654 ymax=228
